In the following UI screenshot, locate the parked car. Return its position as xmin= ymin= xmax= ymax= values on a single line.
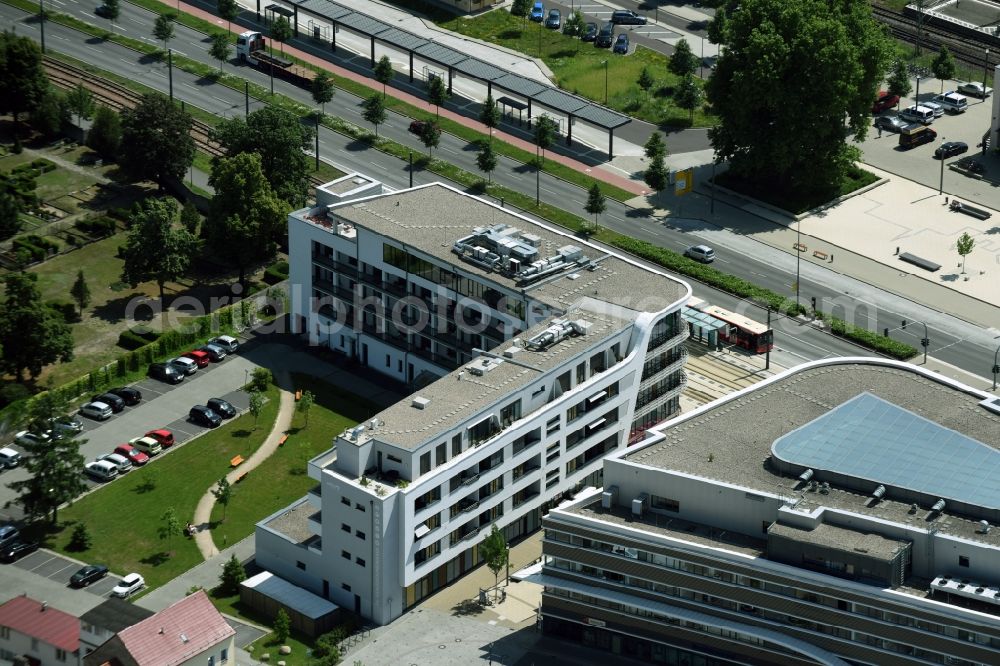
xmin=207 ymin=398 xmax=237 ymax=419
xmin=183 ymin=350 xmax=210 ymax=368
xmin=871 ymin=91 xmax=900 ymax=113
xmin=0 ymin=540 xmax=39 ymax=563
xmin=145 ymin=429 xmax=175 ymax=448
xmin=168 ymin=357 xmax=198 ymax=376
xmin=582 ymin=22 xmax=598 ymax=42
xmin=613 ymin=33 xmax=629 ymax=54
xmin=0 ymin=447 xmax=20 ymax=470
xmin=595 ymin=23 xmax=614 ymax=48
xmin=97 ymin=452 xmax=133 ymax=474
xmin=545 ymin=9 xmax=561 ymax=29
xmin=920 ymin=100 xmax=944 ymax=117
xmin=684 ymin=245 xmax=716 ymax=263
xmin=408 ymin=119 xmax=427 ymax=135
xmin=80 ymin=401 xmax=113 ymax=421
xmin=84 ymin=460 xmax=119 ymax=482
xmin=0 ymin=524 xmax=19 ymax=548
xmin=70 ymin=563 xmax=108 ymax=588
xmin=111 ymin=573 xmax=145 ymax=598
xmin=198 ymin=344 xmax=228 ymax=362
xmin=898 ymin=104 xmax=935 ymax=125
xmin=129 ymin=436 xmax=162 ymax=457
xmin=109 ymin=386 xmax=142 ymax=406
xmin=898 ymin=125 xmax=937 ymax=149
xmin=15 ymin=430 xmax=50 ymax=447
xmin=935 ymin=141 xmax=969 ymax=159
xmin=932 ymin=91 xmax=968 ymax=113
xmin=956 ymin=81 xmax=992 ymax=98
xmin=94 ymin=4 xmax=113 ymax=18
xmin=530 ymin=1 xmax=544 ymax=21
xmin=611 ymin=9 xmax=646 ymax=25
xmin=874 ymin=115 xmax=910 ymax=134
xmin=207 ymin=335 xmax=239 ymax=353
xmin=92 ymin=393 xmax=125 ymax=413
xmin=50 ymin=416 xmax=84 ymax=436
xmin=148 ymin=362 xmax=184 ymax=384
xmin=189 ymin=405 xmax=222 ymax=428
xmin=113 ymin=445 xmax=149 ymax=466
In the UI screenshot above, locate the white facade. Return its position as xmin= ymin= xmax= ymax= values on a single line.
xmin=258 ymin=178 xmax=691 ymax=624
xmin=0 ymin=628 xmax=78 ymax=666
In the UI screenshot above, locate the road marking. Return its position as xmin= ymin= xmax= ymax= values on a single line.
xmin=28 ymin=554 xmax=59 ymax=573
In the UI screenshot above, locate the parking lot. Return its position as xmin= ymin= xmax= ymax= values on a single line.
xmin=1 ymin=340 xmax=262 ymax=524
xmin=9 ymin=548 xmax=121 ymax=596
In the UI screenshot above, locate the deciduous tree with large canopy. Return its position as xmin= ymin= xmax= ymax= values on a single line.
xmin=707 ymin=0 xmax=891 ymax=200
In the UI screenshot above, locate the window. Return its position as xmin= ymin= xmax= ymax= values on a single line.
xmin=651 ymin=495 xmax=680 ymax=512
xmin=576 ymin=362 xmax=586 ymax=384
xmin=296 ymin=561 xmax=306 ymax=570
xmin=387 ymin=454 xmax=402 ymax=464
xmin=452 ymin=434 xmax=462 ymax=456
xmin=342 ymin=550 xmax=351 ymax=560
xmin=342 ymin=583 xmax=352 ymax=591
xmin=356 ymin=557 xmax=366 ymax=567
xmin=221 ymin=648 xmax=229 ymax=663
xmin=959 ymin=556 xmax=970 ymax=568
xmin=0 ymin=627 xmax=9 ymax=639
xmin=420 ymin=452 xmax=431 ymax=475
xmin=436 ymin=442 xmax=447 ymax=466
xmin=356 ymin=530 xmax=366 ymax=540
xmin=32 ymin=638 xmax=38 ymax=650
xmin=56 ymin=649 xmax=67 ymax=662
xmin=500 ymin=400 xmax=522 ymax=427
xmin=341 ymin=523 xmax=351 ymax=533
xmin=208 ymin=657 xmax=215 ymax=666
xmin=546 ymin=416 xmax=561 ymax=435
xmin=355 ymin=503 xmax=366 ymax=512
xmin=341 ymin=496 xmax=351 ymax=506
xmin=386 ymin=354 xmax=391 ymax=367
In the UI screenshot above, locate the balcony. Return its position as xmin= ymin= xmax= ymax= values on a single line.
xmin=312 ymin=277 xmax=356 ymax=302
xmin=460 ymin=472 xmax=480 ymax=488
xmin=512 ymin=460 xmax=541 ymax=482
xmin=308 ymin=510 xmax=322 ymax=535
xmin=312 ymin=252 xmax=358 ymax=277
xmin=641 ymin=348 xmax=688 ymax=382
xmin=636 ymin=376 xmax=686 ymax=409
xmin=513 ymin=487 xmax=541 ymax=509
xmin=648 ymin=328 xmax=688 ymax=352
xmin=457 ymin=497 xmax=480 ymax=515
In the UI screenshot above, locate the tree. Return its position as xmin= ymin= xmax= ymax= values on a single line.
xmin=274 ymin=608 xmax=291 ymax=644
xmin=30 ymin=87 xmax=69 ymax=139
xmin=419 ymin=120 xmax=441 ymax=157
xmin=479 ymin=93 xmax=500 ymax=142
xmin=584 ymin=183 xmax=606 ymax=228
xmin=212 ymin=107 xmax=313 ymax=206
xmin=638 ymin=66 xmax=655 ymax=98
xmin=707 ymin=0 xmax=892 ymax=200
xmin=297 ymin=389 xmax=315 ymax=427
xmin=956 ymin=232 xmax=975 ymax=274
xmin=886 ymin=60 xmax=912 ymax=102
xmin=644 ymin=131 xmax=666 ymax=160
xmin=511 ymin=0 xmax=531 ymax=17
xmin=101 ymin=0 xmax=120 ymax=31
xmin=533 ymin=114 xmax=557 ymax=166
xmin=70 ymin=270 xmax=91 ymax=317
xmin=0 ymin=191 xmax=22 ymax=240
xmin=212 ymin=476 xmax=233 ymax=521
xmin=311 ymin=70 xmax=335 ymax=117
xmin=0 ymin=30 xmax=49 ymax=137
xmin=206 ymin=152 xmax=287 ymax=286
xmin=87 ymin=105 xmax=122 ymax=160
xmin=644 ymin=153 xmax=668 ymax=199
xmin=68 ymin=523 xmax=93 ymax=551
xmin=476 ymin=140 xmax=498 ymax=183
xmin=218 ymin=554 xmax=246 ymax=595
xmin=119 ymin=92 xmax=194 ymax=188
xmin=271 ymin=16 xmax=292 ymax=55
xmin=0 ymin=273 xmax=73 ymax=381
xmin=120 ymin=198 xmax=197 ymax=321
xmin=668 ymin=38 xmax=697 ymax=78
xmin=931 ymin=45 xmax=956 ymax=93
xmin=66 ymin=84 xmax=95 ymax=131
xmin=427 ymin=75 xmax=449 ymax=117
xmin=374 ymin=55 xmax=394 ymax=98
xmin=480 ymin=524 xmax=509 ymax=600
xmin=707 ymin=6 xmax=728 ymax=45
xmin=8 ymin=393 xmax=86 ymax=523
xmin=251 ymin=367 xmax=272 ymax=392
xmin=248 ymin=389 xmax=264 ymax=429
xmin=209 ymin=32 xmax=231 ymax=73
xmin=363 ymin=93 xmax=386 ymax=137
xmin=180 ymin=200 xmax=200 ymax=235
xmin=153 ymin=13 xmax=175 ymax=52
xmin=217 ymin=0 xmax=238 ymax=33
xmin=675 ymin=73 xmax=704 ymax=123
xmin=563 ymin=10 xmax=585 ymax=37
xmin=159 ymin=507 xmax=182 ymax=553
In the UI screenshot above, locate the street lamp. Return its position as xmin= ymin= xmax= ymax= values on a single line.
xmin=795 ymin=222 xmax=801 ymax=309
xmin=992 ymin=341 xmax=1000 ymax=391
xmin=920 ymin=322 xmax=929 ymax=365
xmin=984 ymin=49 xmax=991 ymax=91
xmin=939 ymin=135 xmax=945 ymax=194
xmin=602 ymin=60 xmax=608 ymax=105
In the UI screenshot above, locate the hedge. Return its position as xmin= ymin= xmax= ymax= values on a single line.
xmin=75 ymin=216 xmax=118 ymax=237
xmin=117 ymin=327 xmax=162 ymax=350
xmin=815 ymin=312 xmax=918 ymax=360
xmin=263 ymin=260 xmax=289 ymax=285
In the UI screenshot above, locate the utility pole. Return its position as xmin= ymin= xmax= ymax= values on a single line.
xmin=939 ymin=136 xmax=946 ymax=194
xmin=39 ymin=0 xmax=45 ymax=53
xmin=315 ymin=115 xmax=320 ymax=171
xmin=409 ymin=151 xmax=413 ymax=188
xmin=245 ymin=81 xmax=249 ymax=116
xmin=168 ymin=49 xmax=173 ymax=101
xmin=765 ymin=308 xmax=771 ymax=370
xmin=921 ymin=322 xmax=930 ymax=365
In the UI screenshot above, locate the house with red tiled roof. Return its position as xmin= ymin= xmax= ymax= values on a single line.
xmin=0 ymin=594 xmax=81 ymax=665
xmin=82 ymin=590 xmax=234 ymax=666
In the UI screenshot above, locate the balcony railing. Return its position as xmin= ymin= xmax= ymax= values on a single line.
xmin=648 ymin=328 xmax=688 ymax=352
xmin=312 ymin=252 xmax=359 ymax=277
xmin=513 ymin=489 xmax=541 ymax=509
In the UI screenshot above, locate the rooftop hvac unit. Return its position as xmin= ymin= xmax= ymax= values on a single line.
xmin=411 ymin=396 xmax=431 ymax=410
xmin=931 ymin=499 xmax=946 ymax=513
xmin=631 ymin=493 xmax=649 ymax=517
xmin=798 ymin=469 xmax=814 ymax=483
xmin=871 ymin=485 xmax=886 ymax=500
xmin=602 ymin=485 xmax=619 ymax=510
xmin=978 ymin=520 xmax=991 ymax=534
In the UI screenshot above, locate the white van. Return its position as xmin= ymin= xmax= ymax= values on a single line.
xmin=97 ymin=453 xmax=133 ymax=474
xmin=0 ymin=447 xmax=20 ymax=470
xmin=899 ymin=105 xmax=935 ymax=125
xmin=932 ymin=91 xmax=968 ymax=113
xmin=85 ymin=460 xmax=119 ymax=482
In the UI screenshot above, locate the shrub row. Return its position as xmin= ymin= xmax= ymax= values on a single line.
xmin=12 ymin=235 xmax=59 ymax=263
xmin=815 ymin=312 xmax=918 ymax=360
xmin=75 ymin=216 xmax=118 ymax=237
xmin=117 ymin=327 xmax=162 ymax=350
xmin=262 ymin=260 xmax=289 ymax=285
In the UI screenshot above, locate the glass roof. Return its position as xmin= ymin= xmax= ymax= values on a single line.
xmin=772 ymin=393 xmax=1000 ymax=510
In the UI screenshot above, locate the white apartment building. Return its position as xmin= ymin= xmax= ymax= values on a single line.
xmin=256 ymin=177 xmax=691 ymax=624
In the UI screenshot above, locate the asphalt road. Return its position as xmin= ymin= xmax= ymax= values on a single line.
xmin=3 ymin=2 xmax=998 ymax=383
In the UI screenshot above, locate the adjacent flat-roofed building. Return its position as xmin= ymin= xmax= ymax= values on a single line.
xmin=259 ymin=178 xmax=691 ymax=624
xmin=537 ymin=358 xmax=1000 ymax=665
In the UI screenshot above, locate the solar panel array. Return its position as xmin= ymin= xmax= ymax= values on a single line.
xmin=772 ymin=392 xmax=1000 ymax=510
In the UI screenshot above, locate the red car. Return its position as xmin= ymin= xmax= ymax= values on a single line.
xmin=872 ymin=91 xmax=899 ymax=114
xmin=183 ymin=350 xmax=210 ymax=369
xmin=145 ymin=429 xmax=175 ymax=448
xmin=408 ymin=119 xmax=428 ymax=135
xmin=113 ymin=445 xmax=149 ymax=466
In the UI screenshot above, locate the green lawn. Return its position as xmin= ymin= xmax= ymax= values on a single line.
xmin=439 ymin=11 xmax=716 ymax=127
xmin=41 ymin=386 xmax=280 ymax=589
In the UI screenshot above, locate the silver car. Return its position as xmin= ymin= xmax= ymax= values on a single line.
xmin=684 ymin=245 xmax=716 ymax=263
xmin=80 ymin=401 xmax=113 ymax=421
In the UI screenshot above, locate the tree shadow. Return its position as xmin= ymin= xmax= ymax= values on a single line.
xmin=626 ymin=206 xmax=655 ymax=219
xmin=138 ymin=53 xmax=164 ymax=66
xmin=91 ymin=293 xmax=154 ymax=325
xmin=940 ymin=273 xmax=960 ymax=282
xmin=345 ymin=138 xmax=372 ymax=152
xmin=132 ymin=478 xmax=157 ymax=494
xmin=450 ymin=599 xmax=486 ymax=617
xmin=196 ymin=74 xmax=223 ymax=86
xmin=141 ymin=551 xmax=170 ymax=567
xmin=232 ymin=429 xmax=253 ymax=438
xmin=498 ymin=29 xmax=523 ymax=40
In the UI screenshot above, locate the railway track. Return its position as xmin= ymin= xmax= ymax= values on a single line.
xmin=41 ymin=57 xmax=326 ymax=187
xmin=872 ymin=5 xmax=998 ymax=72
